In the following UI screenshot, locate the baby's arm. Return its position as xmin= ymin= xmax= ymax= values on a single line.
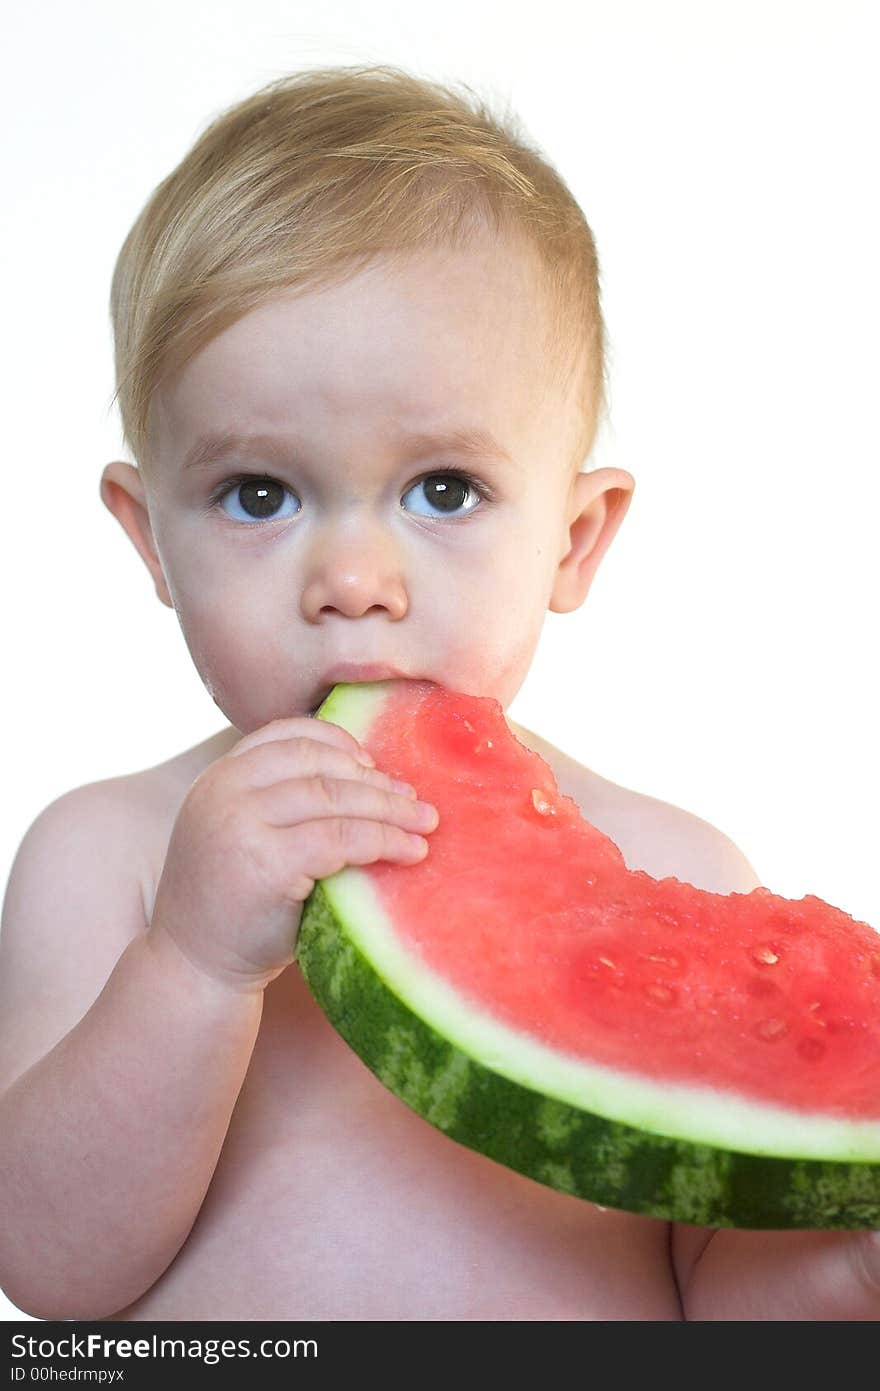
xmin=673 ymin=1221 xmax=880 ymax=1319
xmin=0 ymin=719 xmax=433 ymax=1321
xmin=0 ymin=782 xmax=262 ymax=1320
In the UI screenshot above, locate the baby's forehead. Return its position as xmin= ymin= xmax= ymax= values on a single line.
xmin=150 ymin=244 xmax=579 ymax=469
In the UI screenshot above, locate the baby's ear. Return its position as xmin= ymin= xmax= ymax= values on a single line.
xmin=549 ymin=467 xmax=635 ymax=613
xmin=100 ymin=461 xmax=174 ymax=608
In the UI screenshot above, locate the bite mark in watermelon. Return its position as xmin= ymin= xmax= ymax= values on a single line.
xmin=296 ymin=680 xmax=880 ymax=1229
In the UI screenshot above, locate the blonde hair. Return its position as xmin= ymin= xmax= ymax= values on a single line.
xmin=109 ymin=64 xmax=607 ymax=475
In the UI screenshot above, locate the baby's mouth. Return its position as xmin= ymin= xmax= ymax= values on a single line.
xmin=307 ymin=686 xmax=333 ymax=718
xmin=306 ymin=671 xmax=421 ymax=716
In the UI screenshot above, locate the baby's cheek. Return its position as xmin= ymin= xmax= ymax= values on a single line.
xmin=441 ymin=572 xmax=548 ymax=705
xmin=171 ymin=593 xmax=286 ymax=727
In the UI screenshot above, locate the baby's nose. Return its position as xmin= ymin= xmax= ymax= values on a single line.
xmin=300 ymin=540 xmax=408 ymax=622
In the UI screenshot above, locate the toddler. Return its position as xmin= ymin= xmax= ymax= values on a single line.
xmin=1 ymin=64 xmax=877 ymax=1321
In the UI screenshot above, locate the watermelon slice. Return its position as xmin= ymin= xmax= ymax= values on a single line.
xmin=295 ymin=680 xmax=880 ymax=1229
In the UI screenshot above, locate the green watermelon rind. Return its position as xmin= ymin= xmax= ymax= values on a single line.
xmin=296 ymin=684 xmax=880 ymax=1230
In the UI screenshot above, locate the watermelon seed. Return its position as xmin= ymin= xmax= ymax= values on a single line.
xmin=751 ymin=946 xmax=780 ymax=966
xmin=598 ymin=956 xmax=617 ymax=970
xmin=754 ymin=1017 xmax=788 ymax=1041
xmin=644 ymin=984 xmax=676 ymax=1005
xmin=643 ymin=952 xmax=683 ymax=972
xmin=531 ymin=789 xmax=557 ymax=816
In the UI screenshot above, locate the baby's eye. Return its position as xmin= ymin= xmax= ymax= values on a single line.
xmin=401 ymin=472 xmax=485 ymax=519
xmin=210 ymin=470 xmax=487 ymax=525
xmin=214 ymin=477 xmax=300 ymax=524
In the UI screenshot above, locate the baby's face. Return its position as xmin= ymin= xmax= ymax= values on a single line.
xmin=108 ymin=234 xmax=631 ymax=734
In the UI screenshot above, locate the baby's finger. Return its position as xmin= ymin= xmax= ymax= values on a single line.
xmin=227 ymin=716 xmax=374 ymax=768
xmin=255 ymin=775 xmax=439 ymax=833
xmin=231 ymin=737 xmax=416 ymax=798
xmin=272 ymin=816 xmax=431 ymax=891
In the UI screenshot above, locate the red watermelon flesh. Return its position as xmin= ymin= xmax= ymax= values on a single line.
xmin=359 ymin=682 xmax=880 ymax=1120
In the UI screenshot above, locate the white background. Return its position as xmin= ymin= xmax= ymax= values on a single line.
xmin=2 ymin=0 xmax=877 ymax=1323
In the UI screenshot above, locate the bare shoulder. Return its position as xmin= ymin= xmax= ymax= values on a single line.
xmin=0 ymin=771 xmax=172 ymax=1092
xmin=581 ymin=774 xmax=763 ymax=895
xmin=511 ymin=721 xmax=762 ymax=895
xmin=0 ymin=727 xmax=238 ymax=1096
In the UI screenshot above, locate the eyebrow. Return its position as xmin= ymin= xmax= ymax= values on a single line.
xmin=180 ymin=426 xmax=515 ymax=472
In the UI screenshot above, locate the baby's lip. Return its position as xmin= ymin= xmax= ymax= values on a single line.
xmin=322 ymin=662 xmax=408 ymax=684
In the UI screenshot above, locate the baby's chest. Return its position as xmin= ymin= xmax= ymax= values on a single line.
xmin=195 ymin=968 xmax=684 ymax=1320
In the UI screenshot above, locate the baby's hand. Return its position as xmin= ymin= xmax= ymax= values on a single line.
xmin=682 ymin=1226 xmax=880 ymax=1320
xmin=147 ymin=717 xmax=439 ymax=992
